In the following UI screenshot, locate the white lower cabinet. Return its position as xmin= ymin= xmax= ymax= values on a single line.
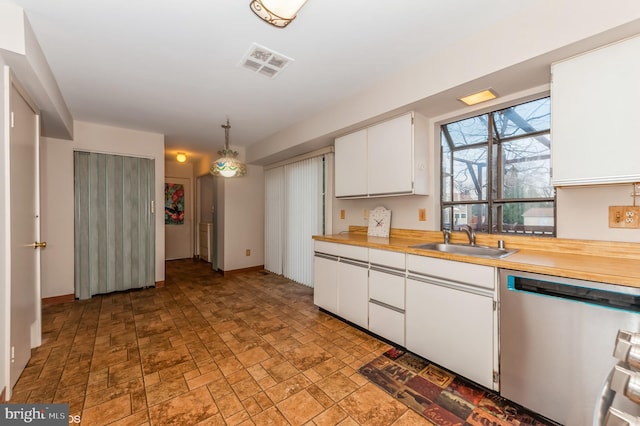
xmin=313 ymin=242 xmax=498 ymax=390
xmin=337 ymin=260 xmax=369 ymax=328
xmin=313 ymin=254 xmax=338 ymax=313
xmin=405 ymin=255 xmax=498 ymax=390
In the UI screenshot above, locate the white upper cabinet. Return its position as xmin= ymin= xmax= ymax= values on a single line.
xmin=551 ymin=35 xmax=640 ymax=186
xmin=334 ymin=129 xmax=368 ymax=197
xmin=334 ymin=112 xmax=428 ymax=198
xmin=367 ymin=113 xmax=414 ymax=196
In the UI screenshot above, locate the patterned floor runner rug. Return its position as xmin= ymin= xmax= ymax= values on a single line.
xmin=358 ymin=348 xmax=561 ymax=426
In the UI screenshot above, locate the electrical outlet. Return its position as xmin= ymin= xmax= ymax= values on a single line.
xmin=340 ymin=209 xmax=345 ymax=220
xmin=245 ymin=249 xmax=251 ymax=256
xmin=363 ymin=209 xmax=369 ymax=220
xmin=418 ymin=208 xmax=427 ymax=222
xmin=608 ymin=206 xmax=640 ymax=228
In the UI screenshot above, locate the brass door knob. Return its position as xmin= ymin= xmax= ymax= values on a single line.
xmin=33 ymin=241 xmax=47 ymax=249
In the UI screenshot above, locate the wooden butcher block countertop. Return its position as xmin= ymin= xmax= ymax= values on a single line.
xmin=313 ymin=227 xmax=640 ymax=288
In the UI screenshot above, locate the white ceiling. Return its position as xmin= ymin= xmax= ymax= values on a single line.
xmin=8 ymin=0 xmax=639 ymax=164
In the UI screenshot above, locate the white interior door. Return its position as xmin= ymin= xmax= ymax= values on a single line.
xmin=9 ymin=77 xmax=41 ymax=392
xmin=165 ymin=177 xmax=192 ymax=260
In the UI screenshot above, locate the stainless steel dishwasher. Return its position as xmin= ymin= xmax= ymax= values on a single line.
xmin=499 ymin=269 xmax=640 ymax=425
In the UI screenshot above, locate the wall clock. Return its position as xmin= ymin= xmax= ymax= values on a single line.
xmin=368 ymin=206 xmax=391 ymax=237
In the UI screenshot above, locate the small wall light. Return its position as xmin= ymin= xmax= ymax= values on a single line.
xmin=176 ymin=152 xmax=187 ymax=163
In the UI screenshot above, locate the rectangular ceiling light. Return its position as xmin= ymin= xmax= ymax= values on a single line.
xmin=458 ymin=89 xmax=498 ymax=106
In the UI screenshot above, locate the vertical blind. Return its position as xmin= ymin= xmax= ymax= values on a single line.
xmin=265 ymin=155 xmax=326 ymax=287
xmin=264 ymin=167 xmax=284 ymax=275
xmin=74 ymin=151 xmax=155 ymax=299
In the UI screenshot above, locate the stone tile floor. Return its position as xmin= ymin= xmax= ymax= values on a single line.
xmin=6 ymin=259 xmax=427 ymax=425
xmin=4 ymin=259 xmax=546 ymax=425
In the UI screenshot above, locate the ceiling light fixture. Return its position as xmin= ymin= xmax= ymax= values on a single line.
xmin=176 ymin=152 xmax=187 ymax=163
xmin=249 ymin=0 xmax=309 ymax=28
xmin=210 ymin=119 xmax=247 ymax=178
xmin=458 ymin=89 xmax=498 ymax=106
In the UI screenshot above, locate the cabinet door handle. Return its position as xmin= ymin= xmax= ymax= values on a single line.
xmin=369 ymin=298 xmax=404 ymax=314
xmin=340 ymin=259 xmax=368 ymax=268
xmin=370 ymin=265 xmax=405 ymax=277
xmin=314 ymin=253 xmax=338 ymax=261
xmin=407 ymin=274 xmax=493 ymax=298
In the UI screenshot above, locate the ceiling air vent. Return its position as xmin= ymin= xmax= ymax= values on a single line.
xmin=239 ymin=43 xmax=293 ymax=79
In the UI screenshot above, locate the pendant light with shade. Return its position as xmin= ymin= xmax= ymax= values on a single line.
xmin=210 ymin=119 xmax=247 ymax=178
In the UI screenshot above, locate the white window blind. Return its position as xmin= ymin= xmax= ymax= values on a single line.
xmin=264 ymin=167 xmax=284 ymax=275
xmin=265 ymin=154 xmax=329 ymax=286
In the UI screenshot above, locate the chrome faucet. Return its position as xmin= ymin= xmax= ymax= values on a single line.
xmin=443 ymin=228 xmax=451 ymax=244
xmin=461 ymin=225 xmax=476 ymax=246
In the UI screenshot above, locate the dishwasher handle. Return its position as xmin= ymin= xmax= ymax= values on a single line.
xmin=508 ymin=275 xmax=640 ymax=313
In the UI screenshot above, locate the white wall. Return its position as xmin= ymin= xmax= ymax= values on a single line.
xmin=0 ymin=1 xmax=24 ymax=54
xmin=40 ymin=121 xmax=165 ymax=298
xmin=333 ymin=196 xmax=432 ymax=234
xmin=194 ymin=150 xmax=265 ymax=272
xmin=222 ymin=164 xmax=264 ymax=271
xmin=557 ymin=185 xmax=640 ymax=242
xmin=0 ymin=2 xmax=72 ymax=140
xmin=165 ymin=159 xmax=193 ymax=178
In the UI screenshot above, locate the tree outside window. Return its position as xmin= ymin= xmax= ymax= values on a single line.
xmin=440 ymin=97 xmax=554 ymax=235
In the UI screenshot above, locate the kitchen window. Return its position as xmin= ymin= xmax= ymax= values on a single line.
xmin=440 ymin=96 xmax=554 ymax=235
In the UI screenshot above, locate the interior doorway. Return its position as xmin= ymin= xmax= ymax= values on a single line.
xmin=196 ymin=174 xmax=216 ymax=270
xmin=165 ymin=176 xmax=193 ymax=260
xmin=74 ymin=152 xmax=156 ymax=299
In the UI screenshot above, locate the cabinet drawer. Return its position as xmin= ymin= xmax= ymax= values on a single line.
xmin=369 ymin=269 xmax=405 ymax=309
xmin=369 ymin=248 xmax=405 ymax=269
xmin=314 ymin=241 xmax=339 ymax=256
xmin=337 ymin=244 xmax=368 ymax=261
xmin=314 ymin=241 xmax=368 ymax=262
xmin=406 ymin=254 xmax=495 ymax=289
xmin=369 ymin=302 xmax=404 ymax=346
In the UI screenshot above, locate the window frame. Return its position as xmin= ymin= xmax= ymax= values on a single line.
xmin=439 ymin=96 xmax=556 ymax=236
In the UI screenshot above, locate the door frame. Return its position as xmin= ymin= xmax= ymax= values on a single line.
xmin=196 ymin=173 xmax=217 ymax=270
xmin=2 ymin=67 xmax=41 ymax=400
xmin=164 ymin=176 xmax=194 ymax=260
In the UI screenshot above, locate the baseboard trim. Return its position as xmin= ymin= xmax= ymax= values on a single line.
xmin=155 ymin=281 xmax=165 ymax=288
xmin=42 ymin=293 xmax=75 ymax=305
xmin=221 ymin=265 xmax=265 ymax=276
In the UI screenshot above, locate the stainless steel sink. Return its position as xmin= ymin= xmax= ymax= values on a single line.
xmin=410 ymin=242 xmax=517 ymax=259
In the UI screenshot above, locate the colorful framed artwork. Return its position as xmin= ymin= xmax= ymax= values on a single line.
xmin=165 ymin=183 xmax=185 ymax=225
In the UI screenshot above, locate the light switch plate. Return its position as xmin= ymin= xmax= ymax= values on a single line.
xmin=608 ymin=206 xmax=640 ymax=228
